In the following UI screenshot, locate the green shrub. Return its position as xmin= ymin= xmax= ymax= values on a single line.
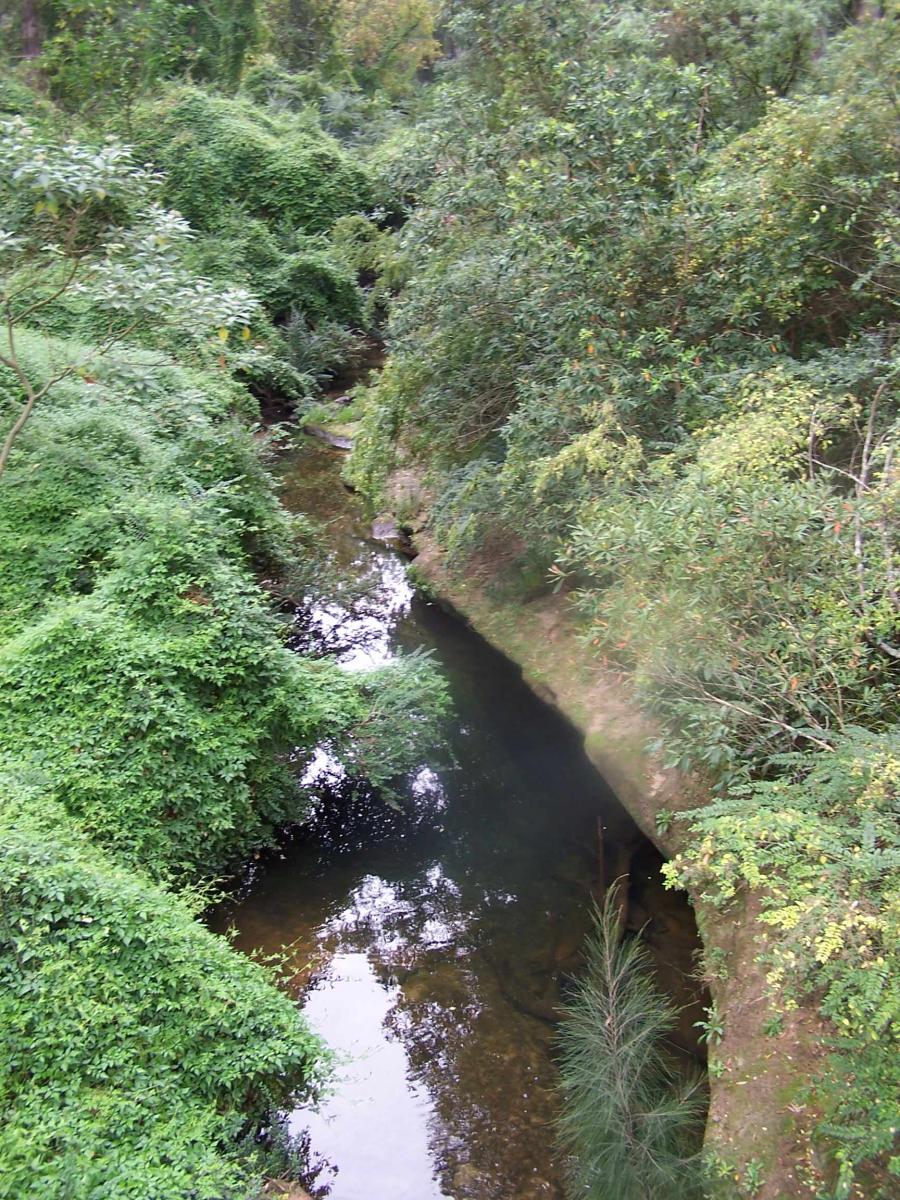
xmin=126 ymin=86 xmax=370 ymax=359
xmin=666 ymin=730 xmax=900 ymax=1192
xmin=190 ymin=215 xmax=363 ymax=326
xmin=0 ymin=74 xmax=51 ymax=120
xmin=0 ymin=766 xmax=326 ymax=1200
xmin=0 ymin=331 xmax=407 ymax=882
xmin=0 ymin=334 xmax=291 ymax=638
xmin=27 ymin=0 xmax=259 ymax=111
xmin=132 ymin=88 xmax=372 ymax=235
xmin=0 ymin=573 xmax=359 ymax=880
xmin=241 ymin=60 xmax=330 ymax=110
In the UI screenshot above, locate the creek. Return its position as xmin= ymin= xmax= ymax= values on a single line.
xmin=209 ymin=437 xmax=705 ymax=1200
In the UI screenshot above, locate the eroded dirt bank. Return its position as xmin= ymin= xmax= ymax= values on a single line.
xmin=392 ymin=489 xmax=829 ymax=1200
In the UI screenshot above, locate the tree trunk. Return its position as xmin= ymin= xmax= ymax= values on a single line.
xmin=21 ymin=0 xmax=43 ymax=59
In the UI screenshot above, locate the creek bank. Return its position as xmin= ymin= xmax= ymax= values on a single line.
xmin=384 ymin=472 xmax=829 ymax=1200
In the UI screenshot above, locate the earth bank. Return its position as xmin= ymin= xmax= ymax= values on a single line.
xmin=384 ymin=470 xmax=831 ymax=1200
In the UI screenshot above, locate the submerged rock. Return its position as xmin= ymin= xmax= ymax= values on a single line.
xmin=372 ymin=513 xmax=416 ymax=555
xmin=303 ymin=423 xmax=354 ymax=450
xmin=372 ymin=515 xmax=400 ymax=541
xmin=451 ymin=1162 xmax=493 ymax=1198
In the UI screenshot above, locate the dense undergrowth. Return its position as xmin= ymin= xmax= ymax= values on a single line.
xmin=128 ymin=86 xmax=376 ymax=402
xmin=0 ymin=339 xmax=338 ymax=1192
xmin=345 ymin=2 xmax=899 ymax=1195
xmin=0 ymin=12 xmax=446 ymax=1192
xmin=0 ymin=768 xmax=328 ymax=1199
xmin=0 ymin=329 xmax=444 ymax=1194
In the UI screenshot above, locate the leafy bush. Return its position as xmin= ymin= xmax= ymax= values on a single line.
xmin=282 ymin=313 xmax=367 ymax=383
xmin=336 ymin=0 xmax=439 ymax=97
xmin=0 ymin=73 xmax=52 ymax=120
xmin=666 ymin=730 xmax=900 ymax=1192
xmin=24 ymin=0 xmax=259 ymax=111
xmin=128 ymin=87 xmax=372 ymax=390
xmin=0 ymin=117 xmax=259 ymax=475
xmin=241 ymin=60 xmax=331 ymax=110
xmin=0 ymin=328 xmax=447 ymax=882
xmin=132 ymin=88 xmax=372 ymax=236
xmin=0 ymin=571 xmax=357 ymax=880
xmin=647 ymin=0 xmax=847 ymax=123
xmin=0 ymin=765 xmax=326 ymax=1200
xmin=564 ymin=359 xmax=897 ymax=778
xmin=0 ymin=333 xmax=289 ymax=637
xmin=191 ymin=215 xmax=363 ymax=326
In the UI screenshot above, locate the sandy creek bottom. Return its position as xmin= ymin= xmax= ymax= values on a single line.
xmin=209 ymin=439 xmax=705 ymax=1200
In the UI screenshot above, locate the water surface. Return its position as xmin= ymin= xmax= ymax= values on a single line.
xmin=211 ymin=439 xmax=697 ymax=1200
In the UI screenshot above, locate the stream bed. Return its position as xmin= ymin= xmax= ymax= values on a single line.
xmin=210 ymin=438 xmax=702 ymax=1200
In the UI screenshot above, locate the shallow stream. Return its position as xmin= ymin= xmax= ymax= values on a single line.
xmin=210 ymin=438 xmax=703 ymax=1200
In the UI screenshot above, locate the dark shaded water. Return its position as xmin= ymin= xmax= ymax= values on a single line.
xmin=210 ymin=439 xmax=703 ymax=1200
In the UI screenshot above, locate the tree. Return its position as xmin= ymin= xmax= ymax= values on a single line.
xmin=557 ymin=887 xmax=706 ymax=1200
xmin=191 ymin=0 xmax=260 ymax=91
xmin=263 ymin=0 xmax=341 ymax=70
xmin=0 ymin=118 xmax=257 ymax=480
xmin=337 ymin=0 xmax=439 ymax=94
xmin=20 ymin=0 xmax=43 ymax=60
xmin=7 ymin=1 xmax=259 ymax=115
